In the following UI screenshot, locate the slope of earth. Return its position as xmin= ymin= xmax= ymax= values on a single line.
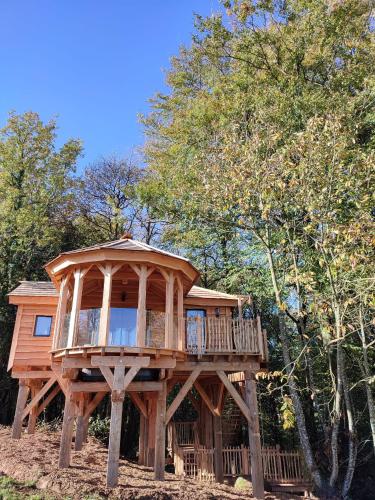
xmin=0 ymin=426 xmax=284 ymax=499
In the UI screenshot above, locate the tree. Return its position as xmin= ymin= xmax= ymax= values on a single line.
xmin=0 ymin=111 xmax=83 ymax=423
xmin=142 ymin=1 xmax=375 ymax=496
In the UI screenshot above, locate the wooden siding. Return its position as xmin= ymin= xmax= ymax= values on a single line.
xmin=10 ymin=304 xmax=56 ymax=370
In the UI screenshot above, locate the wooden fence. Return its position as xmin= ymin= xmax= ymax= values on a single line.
xmin=174 ymin=444 xmax=310 ymax=485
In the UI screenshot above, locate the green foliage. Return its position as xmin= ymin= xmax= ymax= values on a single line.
xmin=88 ymin=415 xmax=111 ymax=444
xmin=141 ymin=0 xmax=375 ymax=495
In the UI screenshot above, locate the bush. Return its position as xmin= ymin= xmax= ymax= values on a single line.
xmin=88 ymin=415 xmax=110 ymax=444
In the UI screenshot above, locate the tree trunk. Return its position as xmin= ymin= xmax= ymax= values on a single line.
xmin=358 ymin=308 xmax=375 ymax=455
xmin=340 ymin=348 xmax=357 ymax=499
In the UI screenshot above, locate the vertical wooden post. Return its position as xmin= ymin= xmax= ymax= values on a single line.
xmin=27 ymin=381 xmax=41 ymax=434
xmin=154 ymin=380 xmax=167 ymax=480
xmin=137 ymin=265 xmax=147 ymax=347
xmin=164 ymin=272 xmax=174 ymax=349
xmin=67 ymin=269 xmax=84 ymax=348
xmin=98 ymin=264 xmax=113 ymax=346
xmin=244 ymin=371 xmax=264 ymax=499
xmin=12 ymin=381 xmax=30 ymax=439
xmin=139 ymin=413 xmax=146 ymax=465
xmin=147 ymin=396 xmax=157 ymax=466
xmin=107 ymin=366 xmax=126 ymax=488
xmin=214 ymin=415 xmax=223 ymax=483
xmin=75 ymin=394 xmax=86 ymax=451
xmin=176 ymin=276 xmax=184 ymax=350
xmin=53 ymin=274 xmax=69 ymax=350
xmin=59 ymin=391 xmax=77 ymax=468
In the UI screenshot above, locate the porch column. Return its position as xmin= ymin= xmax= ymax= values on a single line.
xmin=136 ymin=265 xmax=147 ymax=347
xmin=98 ymin=264 xmax=113 ymax=346
xmin=66 ymin=269 xmax=84 ymax=348
xmin=244 ymin=371 xmax=264 ymax=499
xmin=52 ymin=275 xmax=70 ymax=350
xmin=176 ymin=276 xmax=184 ymax=350
xmin=164 ymin=271 xmax=175 ymax=349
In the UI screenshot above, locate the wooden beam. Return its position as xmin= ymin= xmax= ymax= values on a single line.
xmin=216 ymin=371 xmax=251 ymax=422
xmin=99 ymin=366 xmax=114 ymax=389
xmin=91 ymin=356 xmax=151 ymax=368
xmin=194 ymin=380 xmax=220 ymax=416
xmin=136 ymin=264 xmax=147 ymax=347
xmin=22 ymin=377 xmax=58 ymax=420
xmin=37 ymin=385 xmax=61 ymax=417
xmin=12 ymin=382 xmax=30 ymax=439
xmin=175 ymin=361 xmax=259 ymax=371
xmin=70 ymin=380 xmax=163 ymax=393
xmin=154 ymin=381 xmax=167 ymax=480
xmin=245 ymin=371 xmax=264 ymax=499
xmin=62 ymin=356 xmax=175 ymax=369
xmin=12 ymin=371 xmax=54 ymax=379
xmin=129 ymin=392 xmax=147 ymax=418
xmin=83 ymin=392 xmax=106 ymax=420
xmin=165 ymin=369 xmax=201 ymax=424
xmin=98 ymin=264 xmax=113 ymax=346
xmin=215 ymin=383 xmax=225 ymax=415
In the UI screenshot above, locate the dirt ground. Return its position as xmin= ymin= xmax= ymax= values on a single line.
xmin=0 ymin=426 xmax=298 ymax=499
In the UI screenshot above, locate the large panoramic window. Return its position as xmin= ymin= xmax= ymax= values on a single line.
xmin=108 ymin=307 xmax=137 ymax=346
xmin=33 ymin=315 xmax=52 ymax=337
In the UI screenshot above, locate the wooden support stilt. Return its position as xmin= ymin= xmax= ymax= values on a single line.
xmin=147 ymin=396 xmax=157 ymax=467
xmin=74 ymin=395 xmax=87 ymax=451
xmin=27 ymin=382 xmax=42 ymax=434
xmin=154 ymin=381 xmax=167 ymax=480
xmin=139 ymin=413 xmax=146 ymax=465
xmin=12 ymin=381 xmax=30 ymax=439
xmin=214 ymin=415 xmax=223 ymax=483
xmin=106 ymin=366 xmax=126 ymax=488
xmin=59 ymin=392 xmax=76 ymax=468
xmin=244 ymin=371 xmax=264 ymax=500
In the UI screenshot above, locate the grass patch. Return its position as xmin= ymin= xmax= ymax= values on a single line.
xmin=0 ymin=476 xmax=54 ymax=500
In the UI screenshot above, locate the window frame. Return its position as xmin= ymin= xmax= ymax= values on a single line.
xmin=33 ymin=315 xmax=53 ymax=337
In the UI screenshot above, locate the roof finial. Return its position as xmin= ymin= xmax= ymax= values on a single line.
xmin=120 ymin=231 xmax=133 ymax=240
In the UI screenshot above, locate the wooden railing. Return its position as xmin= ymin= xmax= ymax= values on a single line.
xmin=173 ymin=444 xmax=310 ymax=485
xmin=185 ymin=316 xmax=267 ymax=358
xmin=59 ymin=308 xmax=268 ymax=358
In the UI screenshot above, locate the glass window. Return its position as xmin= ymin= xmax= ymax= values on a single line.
xmin=34 ymin=315 xmax=52 ymax=337
xmin=186 ymin=309 xmax=206 ymax=352
xmin=108 ymin=308 xmax=137 ymax=346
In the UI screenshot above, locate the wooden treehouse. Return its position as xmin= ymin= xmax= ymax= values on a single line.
xmin=8 ymin=235 xmax=280 ymax=498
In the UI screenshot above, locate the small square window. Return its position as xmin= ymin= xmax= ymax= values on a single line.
xmin=34 ymin=316 xmax=52 ymax=337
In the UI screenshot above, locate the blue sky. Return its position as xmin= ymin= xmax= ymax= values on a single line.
xmin=0 ymin=0 xmax=223 ymax=171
